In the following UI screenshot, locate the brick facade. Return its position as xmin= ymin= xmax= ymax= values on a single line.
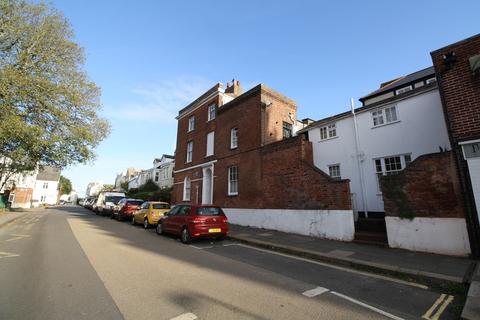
xmin=431 ymin=34 xmax=480 ymax=256
xmin=381 ymin=151 xmax=465 ymax=218
xmin=172 ymin=81 xmax=351 ymax=211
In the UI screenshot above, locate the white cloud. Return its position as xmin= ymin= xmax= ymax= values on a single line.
xmin=108 ymin=76 xmax=213 ymax=123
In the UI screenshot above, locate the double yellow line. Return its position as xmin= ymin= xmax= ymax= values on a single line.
xmin=422 ymin=294 xmax=454 ymax=320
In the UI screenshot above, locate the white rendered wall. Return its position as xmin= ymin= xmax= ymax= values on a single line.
xmin=308 ymin=89 xmax=451 ymax=213
xmin=223 ymin=208 xmax=355 ymax=241
xmin=385 ymin=217 xmax=471 ymax=256
xmin=32 ymin=180 xmax=59 ymax=206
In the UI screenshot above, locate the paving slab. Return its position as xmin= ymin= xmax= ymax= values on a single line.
xmin=462 ymin=264 xmax=480 ymax=320
xmin=228 ymin=224 xmax=476 ymax=287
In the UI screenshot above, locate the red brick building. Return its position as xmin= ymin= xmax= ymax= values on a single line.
xmin=431 ymin=34 xmax=480 ymax=256
xmin=172 ymin=80 xmax=353 ymax=240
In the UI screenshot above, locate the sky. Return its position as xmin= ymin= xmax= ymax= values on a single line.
xmin=53 ymin=0 xmax=480 ymax=196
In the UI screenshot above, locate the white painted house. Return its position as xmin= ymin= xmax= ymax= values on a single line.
xmin=31 ymin=167 xmax=60 ymax=207
xmin=127 ymin=155 xmax=174 ymax=191
xmin=302 ymin=67 xmax=451 ymax=215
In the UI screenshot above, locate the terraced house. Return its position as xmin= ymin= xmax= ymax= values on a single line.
xmin=172 ymin=80 xmax=354 ymax=241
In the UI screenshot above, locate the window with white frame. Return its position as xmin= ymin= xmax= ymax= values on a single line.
xmin=206 ymin=131 xmax=214 ymax=156
xmin=8 ymin=192 xmax=15 ymax=203
xmin=230 ymin=128 xmax=238 ymax=149
xmin=43 ymin=182 xmax=48 ymax=189
xmin=374 ymin=154 xmax=412 ymax=191
xmin=328 ymin=164 xmax=341 ymax=179
xmin=228 ymin=166 xmax=238 ymax=195
xmin=183 ymin=176 xmax=191 ymax=201
xmin=186 ymin=141 xmax=193 ymax=163
xmin=154 ymin=171 xmax=159 ymax=182
xmin=319 ymin=123 xmax=337 ymax=140
xmin=395 ymin=85 xmax=412 ymax=95
xmin=41 ymin=196 xmax=46 ymax=202
xmin=188 ymin=116 xmax=195 ymax=132
xmin=207 ymin=104 xmax=216 ymax=121
xmin=372 ymin=106 xmax=398 ymax=127
xmin=426 ymin=77 xmax=437 ymax=85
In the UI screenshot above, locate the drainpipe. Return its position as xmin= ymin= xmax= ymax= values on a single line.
xmin=351 ymin=98 xmax=369 ymax=219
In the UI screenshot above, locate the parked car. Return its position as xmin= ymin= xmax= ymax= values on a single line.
xmin=113 ymin=198 xmax=144 ymax=221
xmin=132 ymin=201 xmax=170 ymax=228
xmin=95 ymin=191 xmax=126 ymax=216
xmin=83 ymin=197 xmax=94 ymax=210
xmin=91 ymin=197 xmax=99 ymax=212
xmin=155 ymin=204 xmax=228 ymax=244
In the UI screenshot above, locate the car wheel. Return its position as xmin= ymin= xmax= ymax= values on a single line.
xmin=131 ymin=215 xmax=135 ymax=225
xmin=143 ymin=219 xmax=150 ymax=229
xmin=156 ymin=223 xmax=163 ymax=235
xmin=181 ymin=227 xmax=191 ymax=244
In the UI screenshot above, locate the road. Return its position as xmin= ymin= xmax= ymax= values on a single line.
xmin=0 ymin=206 xmax=463 ymax=320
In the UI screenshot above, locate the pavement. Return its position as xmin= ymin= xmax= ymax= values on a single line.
xmin=0 ymin=205 xmax=468 ymax=319
xmin=227 ymin=224 xmax=477 ymax=288
xmin=462 ymin=263 xmax=480 ymax=320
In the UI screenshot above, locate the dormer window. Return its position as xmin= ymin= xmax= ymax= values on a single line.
xmin=208 ymin=104 xmax=216 ymax=121
xmin=395 ymin=85 xmax=413 ymax=95
xmin=426 ymin=77 xmax=437 ymax=85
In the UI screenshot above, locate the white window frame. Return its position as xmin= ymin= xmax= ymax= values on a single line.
xmin=228 ymin=166 xmax=238 ymax=196
xmin=154 ymin=171 xmax=159 ymax=182
xmin=206 ymin=131 xmax=214 ymax=157
xmin=395 ymin=85 xmax=413 ymax=95
xmin=183 ymin=176 xmax=191 ymax=201
xmin=186 ymin=141 xmax=193 ymax=163
xmin=188 ymin=116 xmax=195 ymax=132
xmin=374 ymin=154 xmax=412 ymax=192
xmin=319 ymin=123 xmax=337 ymax=140
xmin=283 ymin=122 xmax=293 ymax=139
xmin=207 ymin=104 xmax=216 ymax=121
xmin=328 ymin=164 xmax=341 ymax=179
xmin=426 ymin=77 xmax=437 ymax=85
xmin=372 ymin=105 xmax=398 ymax=127
xmin=8 ymin=192 xmax=15 ymax=203
xmin=230 ymin=128 xmax=238 ymax=149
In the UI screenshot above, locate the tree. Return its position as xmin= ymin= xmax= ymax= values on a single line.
xmin=58 ymin=175 xmax=72 ymax=195
xmin=0 ymin=0 xmax=110 ymax=191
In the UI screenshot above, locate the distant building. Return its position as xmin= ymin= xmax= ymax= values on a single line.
xmin=31 ymin=167 xmax=61 ymax=207
xmin=115 ymin=167 xmax=141 ymax=189
xmin=85 ymin=181 xmax=103 ymax=197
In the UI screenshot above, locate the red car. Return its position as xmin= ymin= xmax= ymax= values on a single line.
xmin=155 ymin=204 xmax=228 ymax=244
xmin=112 ymin=198 xmax=144 ymax=221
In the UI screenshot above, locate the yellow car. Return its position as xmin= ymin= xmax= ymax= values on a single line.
xmin=132 ymin=201 xmax=170 ymax=229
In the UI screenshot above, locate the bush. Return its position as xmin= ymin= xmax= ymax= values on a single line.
xmin=128 ymin=187 xmax=172 ymax=203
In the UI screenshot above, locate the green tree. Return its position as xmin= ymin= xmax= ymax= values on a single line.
xmin=120 ymin=181 xmax=129 ymax=192
xmin=58 ymin=175 xmax=72 ymax=195
xmin=0 ymin=0 xmax=110 ymax=191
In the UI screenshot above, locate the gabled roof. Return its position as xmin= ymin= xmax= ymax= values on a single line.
xmin=359 ymin=66 xmax=435 ymax=102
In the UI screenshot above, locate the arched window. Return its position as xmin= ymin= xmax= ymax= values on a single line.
xmin=183 ymin=176 xmax=191 ymax=201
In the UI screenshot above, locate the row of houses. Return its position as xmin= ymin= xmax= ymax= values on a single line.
xmin=114 ymin=155 xmax=175 ymax=191
xmin=169 ymin=34 xmax=480 ymax=257
xmin=0 ymin=165 xmax=61 ymax=208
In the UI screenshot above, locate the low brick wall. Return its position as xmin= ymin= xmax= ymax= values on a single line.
xmin=380 ymin=151 xmax=464 ymax=219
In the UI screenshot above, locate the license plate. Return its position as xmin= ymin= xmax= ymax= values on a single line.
xmin=208 ymin=228 xmax=221 ymax=233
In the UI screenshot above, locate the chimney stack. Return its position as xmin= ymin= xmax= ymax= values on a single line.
xmin=225 ymin=79 xmax=243 ymax=97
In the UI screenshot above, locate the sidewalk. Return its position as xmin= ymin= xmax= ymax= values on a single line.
xmin=228 ymin=224 xmax=477 ymax=287
xmin=0 ymin=210 xmax=28 ymax=228
xmin=462 ymin=263 xmax=480 ymax=320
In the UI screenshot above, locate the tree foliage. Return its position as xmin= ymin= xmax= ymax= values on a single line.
xmin=0 ymin=0 xmax=110 ymax=189
xmin=58 ymin=175 xmax=72 ymax=195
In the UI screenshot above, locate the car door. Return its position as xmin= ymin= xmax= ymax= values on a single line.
xmin=175 ymin=205 xmax=191 ymax=235
xmin=136 ymin=202 xmax=148 ymax=224
xmin=162 ymin=206 xmax=180 ymax=233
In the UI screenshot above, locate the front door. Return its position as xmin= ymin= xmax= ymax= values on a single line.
xmin=202 ymin=167 xmax=213 ymax=204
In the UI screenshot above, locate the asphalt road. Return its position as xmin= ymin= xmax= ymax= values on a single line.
xmin=0 ymin=206 xmax=463 ymax=320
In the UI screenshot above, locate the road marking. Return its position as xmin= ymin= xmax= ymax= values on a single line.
xmin=330 ymin=291 xmax=405 ymax=320
xmin=0 ymin=251 xmax=20 ymax=259
xmin=170 ymin=312 xmax=197 ymax=320
xmin=422 ymin=294 xmax=454 ymax=320
xmin=235 ymin=244 xmax=428 ymax=289
xmin=222 ymin=243 xmax=240 ymax=247
xmin=189 ymin=245 xmax=213 ymax=250
xmin=302 ymin=286 xmax=329 ymax=297
xmin=5 ymin=234 xmax=31 ymax=242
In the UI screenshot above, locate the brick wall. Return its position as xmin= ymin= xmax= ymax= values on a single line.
xmin=381 ymin=151 xmax=465 ymax=218
xmin=431 ymin=34 xmax=480 ymax=255
xmin=11 ymin=187 xmax=33 ymax=207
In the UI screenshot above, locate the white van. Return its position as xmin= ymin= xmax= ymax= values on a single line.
xmin=95 ymin=191 xmax=126 ymax=216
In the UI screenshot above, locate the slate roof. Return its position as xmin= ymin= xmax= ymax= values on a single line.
xmin=36 ymin=166 xmax=61 ymax=181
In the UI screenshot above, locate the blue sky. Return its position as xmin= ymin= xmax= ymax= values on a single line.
xmin=54 ymin=0 xmax=480 ymax=196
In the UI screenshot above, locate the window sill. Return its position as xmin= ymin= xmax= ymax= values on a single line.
xmin=230 ymin=146 xmax=238 ymax=150
xmin=228 ymin=193 xmax=238 ymax=197
xmin=204 ymin=154 xmax=214 ymax=158
xmin=318 ymin=136 xmax=338 ymax=143
xmin=187 ymin=129 xmax=194 ymax=133
xmin=371 ymin=120 xmax=401 ymax=129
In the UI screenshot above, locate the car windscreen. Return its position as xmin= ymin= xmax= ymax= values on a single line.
xmin=152 ymin=203 xmax=170 ymax=209
xmin=127 ymin=200 xmax=143 ymax=206
xmin=196 ymin=207 xmax=224 ymax=216
xmin=106 ymin=196 xmax=125 ymax=204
